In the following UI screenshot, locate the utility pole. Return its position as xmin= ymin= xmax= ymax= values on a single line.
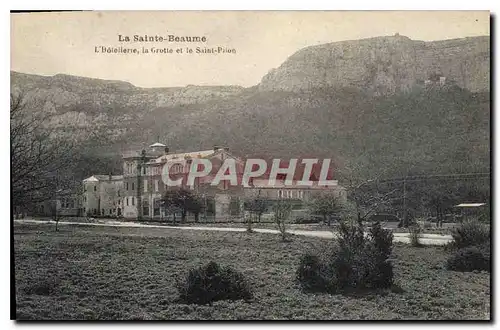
xmin=402 ymin=176 xmax=407 ymax=227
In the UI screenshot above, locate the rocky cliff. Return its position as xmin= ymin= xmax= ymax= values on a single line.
xmin=10 ymin=35 xmax=490 ymax=178
xmin=10 ymin=71 xmax=245 ymax=151
xmin=259 ymin=35 xmax=490 ymax=95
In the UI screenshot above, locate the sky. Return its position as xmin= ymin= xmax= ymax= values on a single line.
xmin=11 ymin=11 xmax=490 ymax=88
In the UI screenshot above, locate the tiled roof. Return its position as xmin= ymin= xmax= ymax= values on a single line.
xmin=249 ymin=159 xmax=336 ymax=181
xmin=154 ymin=149 xmax=216 ymax=163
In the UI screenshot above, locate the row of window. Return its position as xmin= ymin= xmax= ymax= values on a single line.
xmin=142 ymin=206 xmax=161 ymax=217
xmin=60 ymin=199 xmax=76 ymax=209
xmin=125 ymin=180 xmax=162 ymax=192
xmin=124 ymin=163 xmax=184 ymax=176
xmin=124 ymin=162 xmax=137 ymax=175
xmin=84 ymin=208 xmax=121 ymax=216
xmin=277 ymin=190 xmax=305 ymax=199
xmin=125 ymin=182 xmax=135 ymax=191
xmin=124 ymin=196 xmax=136 ymax=206
xmin=83 ymin=185 xmax=97 ymax=192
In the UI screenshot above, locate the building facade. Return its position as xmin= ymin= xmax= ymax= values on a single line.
xmin=82 ymin=174 xmax=124 ymax=217
xmin=120 ymin=143 xmax=246 ymax=220
xmin=83 ymin=143 xmax=347 ymax=221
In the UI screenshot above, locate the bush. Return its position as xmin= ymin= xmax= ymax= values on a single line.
xmin=446 ymin=244 xmax=490 ymax=272
xmin=296 ymin=221 xmax=394 ymax=293
xmin=408 ymin=225 xmax=422 ymax=247
xmin=177 ymin=261 xmax=252 ymax=305
xmin=293 ymin=216 xmax=322 ymax=224
xmin=296 ymin=253 xmax=334 ymax=292
xmin=450 ymin=220 xmax=490 ymax=250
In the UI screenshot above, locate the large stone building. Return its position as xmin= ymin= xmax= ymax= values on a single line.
xmin=83 ymin=143 xmax=346 ymax=221
xmin=120 ymin=143 xmax=246 ymax=220
xmin=82 ymin=174 xmax=124 ymax=217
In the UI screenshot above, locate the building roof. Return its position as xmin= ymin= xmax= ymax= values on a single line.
xmin=455 ymin=203 xmax=486 ymax=208
xmin=154 ymin=149 xmax=217 ymax=163
xmin=83 ymin=175 xmax=123 ymax=182
xmin=150 ymin=142 xmax=167 ymax=148
xmin=250 ymin=159 xmax=336 ymax=182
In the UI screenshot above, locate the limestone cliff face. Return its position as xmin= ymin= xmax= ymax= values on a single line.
xmin=10 ymin=71 xmax=244 ymax=136
xmin=259 ymin=35 xmax=490 ymax=94
xmin=11 ymin=72 xmax=244 ymax=110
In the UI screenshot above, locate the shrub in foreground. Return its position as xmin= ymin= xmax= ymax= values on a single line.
xmin=296 ymin=253 xmax=334 ymax=292
xmin=177 ymin=261 xmax=252 ymax=305
xmin=296 ymin=221 xmax=394 ymax=293
xmin=449 ymin=220 xmax=490 ymax=250
xmin=446 ymin=244 xmax=490 ymax=272
xmin=444 ymin=220 xmax=490 ymax=273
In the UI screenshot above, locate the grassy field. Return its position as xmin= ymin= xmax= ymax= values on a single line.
xmin=14 ymin=223 xmax=490 ymax=320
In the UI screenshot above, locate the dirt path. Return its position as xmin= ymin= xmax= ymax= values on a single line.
xmin=13 ymin=219 xmax=452 ymax=245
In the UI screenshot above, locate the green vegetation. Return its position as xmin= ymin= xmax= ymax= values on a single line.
xmin=272 ymin=199 xmax=293 ymax=241
xmin=176 ymin=261 xmax=252 ymax=305
xmin=445 ymin=220 xmax=490 ymax=273
xmin=296 ymin=222 xmax=394 ymax=293
xmin=14 ymin=223 xmax=490 ymax=320
xmin=408 ymin=225 xmax=423 ymax=247
xmin=308 ymin=193 xmax=345 ymax=226
xmin=162 ymin=188 xmax=204 ymax=223
xmin=449 ymin=220 xmax=490 ymax=250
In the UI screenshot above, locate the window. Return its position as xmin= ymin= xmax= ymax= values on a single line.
xmin=132 ymin=182 xmax=135 ymax=190
xmin=142 ymin=167 xmax=146 ymax=175
xmin=132 ymin=197 xmax=135 ymax=206
xmin=278 ymin=190 xmax=282 ymax=198
xmin=144 ymin=179 xmax=148 ymax=192
xmin=126 ymin=197 xmax=129 ymax=206
xmin=109 ymin=209 xmax=112 ymax=214
xmin=102 ymin=209 xmax=105 ymax=215
xmin=126 ymin=182 xmax=129 ymax=190
xmin=155 ymin=180 xmax=159 ymax=192
xmin=171 ymin=163 xmax=182 ymax=174
xmin=94 ymin=186 xmax=97 ymax=191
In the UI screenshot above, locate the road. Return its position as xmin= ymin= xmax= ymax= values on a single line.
xmin=13 ymin=219 xmax=452 ymax=245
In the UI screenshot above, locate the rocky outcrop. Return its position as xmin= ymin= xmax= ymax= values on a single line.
xmin=259 ymin=35 xmax=490 ymax=95
xmin=10 ymin=71 xmax=245 ymax=139
xmin=10 ymin=71 xmax=244 ymax=115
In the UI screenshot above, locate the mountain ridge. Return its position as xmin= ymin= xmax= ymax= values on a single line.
xmin=10 ymin=34 xmax=490 ymax=179
xmin=259 ymin=35 xmax=490 ymax=95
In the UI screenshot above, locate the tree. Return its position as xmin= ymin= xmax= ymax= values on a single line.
xmin=162 ymin=188 xmax=203 ymax=223
xmin=338 ymin=164 xmax=401 ymax=226
xmin=308 ymin=192 xmax=344 ymax=226
xmin=243 ymin=191 xmax=268 ymax=232
xmin=11 ymin=92 xmax=78 ymax=216
xmin=273 ymin=199 xmax=292 ymax=241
